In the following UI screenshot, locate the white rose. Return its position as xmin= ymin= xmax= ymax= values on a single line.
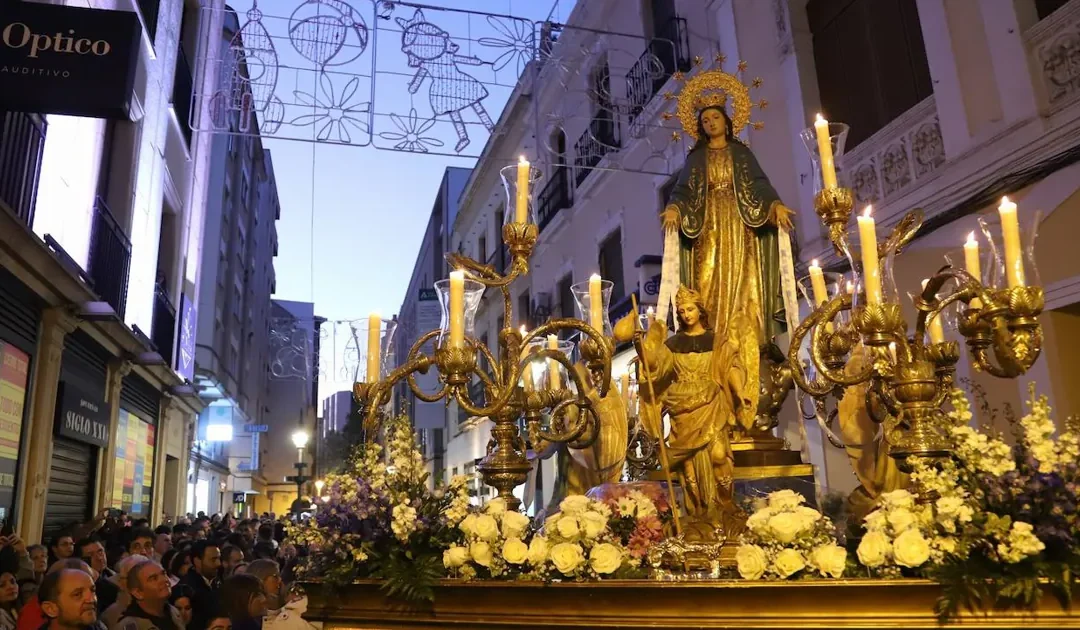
xmin=933 ymin=536 xmax=958 ymax=556
xmin=560 ymin=495 xmax=591 ymax=515
xmin=794 ymin=506 xmax=823 ymax=528
xmin=470 ymin=541 xmax=494 ymax=567
xmin=527 ymin=536 xmax=549 ymax=566
xmin=556 ymin=515 xmax=580 ymax=539
xmin=893 ymin=528 xmax=931 ymax=568
xmin=767 ymin=489 xmax=806 ymax=510
xmin=935 ymin=496 xmax=963 ymax=517
xmin=580 ymin=511 xmax=607 ymax=539
xmin=501 ymin=511 xmax=531 ymax=539
xmin=735 ymin=544 xmax=768 ymax=580
xmin=459 ymin=513 xmax=478 ymax=537
xmin=863 ymin=509 xmax=887 ymax=532
xmin=767 ymin=512 xmax=804 ymax=544
xmin=502 ymin=537 xmax=529 ymax=565
xmin=773 ymin=548 xmax=806 ymax=579
xmin=485 ymin=498 xmax=507 ymax=516
xmin=746 ymin=508 xmax=773 ymax=533
xmin=886 ymin=507 xmax=916 ymax=533
xmin=473 ymin=514 xmax=500 ymax=541
xmin=857 ymin=531 xmax=891 ymax=568
xmin=880 ymin=489 xmax=915 ymax=510
xmin=442 ymin=545 xmax=470 ymax=569
xmin=589 ymin=542 xmax=622 ymax=575
xmin=809 ymin=544 xmax=847 ymax=578
xmin=549 ymin=542 xmax=585 ymax=574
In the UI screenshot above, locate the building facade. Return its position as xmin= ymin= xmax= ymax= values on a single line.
xmin=447 ymin=0 xmax=1080 ymax=499
xmin=394 ymin=167 xmax=472 ymax=485
xmin=0 ymin=0 xmax=229 ymax=535
xmin=258 ymin=299 xmax=320 ymax=516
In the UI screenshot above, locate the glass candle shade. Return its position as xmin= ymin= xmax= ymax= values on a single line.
xmin=435 ymin=276 xmax=485 ymax=349
xmin=500 ymin=159 xmax=544 ymax=226
xmin=977 ymin=209 xmax=1042 ymax=289
xmin=797 ymin=268 xmax=849 ymax=326
xmin=571 ymin=277 xmax=614 ymax=337
xmin=799 ymin=121 xmax=850 ymax=193
xmin=352 ymin=317 xmax=399 ymax=383
xmin=523 ymin=338 xmax=574 ymax=391
xmin=907 ymin=284 xmax=953 ymax=343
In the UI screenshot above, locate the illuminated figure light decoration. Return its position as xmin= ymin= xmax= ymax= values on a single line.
xmin=218 ymin=1 xmax=285 ymax=134
xmin=396 ymin=9 xmax=496 ymax=153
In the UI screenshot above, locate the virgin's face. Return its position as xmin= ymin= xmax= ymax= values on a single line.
xmin=700 ymin=108 xmax=727 ymax=139
xmin=676 ymin=302 xmax=701 ymax=328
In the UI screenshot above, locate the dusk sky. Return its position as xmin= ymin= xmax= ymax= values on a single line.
xmin=228 ymin=0 xmax=569 ymax=324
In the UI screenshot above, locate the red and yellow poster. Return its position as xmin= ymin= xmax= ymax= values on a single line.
xmin=112 ymin=409 xmax=155 ymax=515
xmin=0 ymin=341 xmax=29 ymax=513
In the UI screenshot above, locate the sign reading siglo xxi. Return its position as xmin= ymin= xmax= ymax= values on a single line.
xmin=0 ymin=3 xmax=141 ymax=119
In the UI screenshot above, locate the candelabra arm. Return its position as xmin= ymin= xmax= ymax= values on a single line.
xmin=787 ymin=307 xmax=839 ymax=398
xmin=358 ymin=354 xmax=436 ymax=432
xmin=403 ymin=330 xmax=447 ymax=403
xmin=446 ymin=252 xmax=523 ymax=289
xmin=809 ymin=297 xmax=874 ymax=388
xmin=869 ymin=377 xmax=901 ymax=418
xmin=473 ymin=339 xmax=503 ymax=391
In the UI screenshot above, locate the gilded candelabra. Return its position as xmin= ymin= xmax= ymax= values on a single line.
xmin=353 ymin=163 xmax=614 ymax=510
xmin=787 ymin=178 xmax=1044 ymax=467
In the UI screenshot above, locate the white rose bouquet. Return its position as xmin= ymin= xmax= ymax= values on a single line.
xmin=446 ymin=497 xmax=535 ymax=579
xmin=529 ymin=494 xmax=630 ymax=580
xmin=736 ymin=489 xmax=846 ymax=580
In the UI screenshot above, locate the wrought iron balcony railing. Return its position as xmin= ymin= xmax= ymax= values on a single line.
xmin=625 ymin=17 xmax=691 ymax=124
xmin=0 ymin=111 xmax=47 ymax=229
xmin=537 ymin=166 xmax=572 ymax=231
xmin=87 ymin=197 xmax=132 ymax=319
xmin=574 ymin=112 xmax=620 ymax=187
xmin=152 ymin=284 xmax=177 ymax=365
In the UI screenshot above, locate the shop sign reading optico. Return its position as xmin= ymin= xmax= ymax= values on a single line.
xmin=0 ymin=3 xmax=141 ymax=119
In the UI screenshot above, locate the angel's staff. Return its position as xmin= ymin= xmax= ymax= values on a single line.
xmin=618 ymin=293 xmax=682 ymax=538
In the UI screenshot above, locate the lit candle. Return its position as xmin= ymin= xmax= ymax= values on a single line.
xmin=856 ymin=206 xmax=882 ymax=304
xmin=998 ymin=196 xmax=1025 ymax=288
xmin=588 ymin=274 xmax=604 ymax=331
xmin=515 ymin=155 xmax=530 ymax=224
xmin=808 ymin=259 xmax=828 ymax=307
xmin=523 ymin=361 xmax=535 ymax=392
xmin=814 ymin=114 xmax=838 ymax=189
xmin=449 ymin=271 xmax=465 ymax=349
xmin=366 ymin=313 xmax=381 ymax=383
xmin=921 ymin=280 xmax=946 ymax=345
xmin=846 ymin=280 xmax=855 ymax=295
xmin=964 ymin=232 xmax=983 ymax=309
xmin=546 ymin=334 xmax=560 ymax=390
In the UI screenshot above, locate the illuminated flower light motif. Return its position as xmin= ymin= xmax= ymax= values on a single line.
xmin=478 ymin=16 xmax=536 ymax=75
xmin=291 ymin=73 xmax=371 ymax=144
xmin=378 ymin=108 xmax=444 ymax=153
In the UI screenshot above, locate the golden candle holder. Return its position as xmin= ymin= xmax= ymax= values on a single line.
xmin=352 ymin=164 xmax=616 ymax=509
xmin=788 ymin=184 xmax=1046 ymax=468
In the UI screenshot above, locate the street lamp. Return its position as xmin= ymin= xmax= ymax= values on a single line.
xmin=287 ymin=428 xmax=311 ymax=515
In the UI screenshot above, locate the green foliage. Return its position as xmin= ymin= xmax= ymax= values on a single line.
xmin=370 ymin=548 xmax=444 ymax=604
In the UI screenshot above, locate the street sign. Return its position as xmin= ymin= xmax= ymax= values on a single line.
xmin=243 ymin=424 xmax=268 ymax=433
xmin=232 ymin=492 xmax=246 ymax=503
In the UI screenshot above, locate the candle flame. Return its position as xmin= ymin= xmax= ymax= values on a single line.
xmin=1001 ymin=195 xmax=1010 ymax=205
xmin=519 ymin=155 xmax=527 ymax=164
xmin=862 ymin=205 xmax=873 ymax=218
xmin=519 ymin=325 xmax=527 ymax=335
xmin=846 ymin=281 xmax=854 ymax=293
xmin=811 ymin=258 xmax=819 ymax=268
xmin=966 ymin=231 xmax=977 ymax=245
xmin=921 ymin=279 xmax=929 ymax=289
xmin=815 ymin=113 xmax=825 ymax=123
xmin=449 ymin=270 xmax=464 ymax=280
xmin=590 ymin=273 xmax=602 ymax=281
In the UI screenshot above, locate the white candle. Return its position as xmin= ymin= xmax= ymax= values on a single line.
xmin=846 ymin=280 xmax=854 ymax=295
xmin=921 ymin=280 xmax=946 ymax=345
xmin=515 ymin=156 xmax=530 ymax=224
xmin=964 ymin=232 xmax=983 ymax=309
xmin=589 ymin=274 xmax=604 ymax=331
xmin=998 ymin=196 xmax=1025 ymax=288
xmin=808 ymin=259 xmax=828 ymax=307
xmin=856 ymin=206 xmax=882 ymax=304
xmin=366 ymin=313 xmax=381 ymax=383
xmin=546 ymin=334 xmax=560 ymax=390
xmin=449 ymin=271 xmax=465 ymax=349
xmin=814 ymin=114 xmax=838 ymax=189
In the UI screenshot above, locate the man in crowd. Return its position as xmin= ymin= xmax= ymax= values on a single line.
xmin=48 ymin=536 xmax=74 ymax=564
xmin=127 ymin=530 xmax=155 ymax=560
xmin=75 ymin=538 xmax=116 ymax=613
xmin=183 ymin=541 xmax=221 ymax=630
xmin=100 ymin=555 xmax=148 ymax=628
xmin=117 ymin=560 xmax=182 ymax=630
xmin=152 ymin=531 xmax=172 ymax=562
xmin=38 ymin=568 xmax=103 ymax=630
xmin=219 ymin=546 xmax=244 ymax=578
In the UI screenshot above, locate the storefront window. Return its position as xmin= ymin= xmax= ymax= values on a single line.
xmin=0 ymin=341 xmax=30 ymax=522
xmin=111 ymin=409 xmax=155 ymax=517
